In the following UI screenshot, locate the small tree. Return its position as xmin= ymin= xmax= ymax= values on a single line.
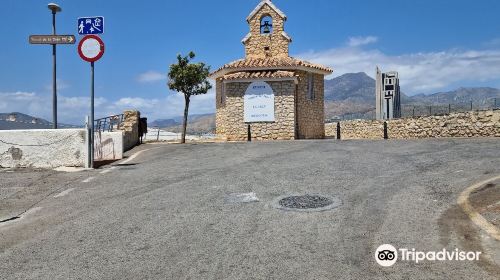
xmin=168 ymin=52 xmax=212 ymax=143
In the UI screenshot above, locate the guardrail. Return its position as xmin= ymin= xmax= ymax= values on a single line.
xmin=94 ymin=114 xmax=124 ymax=132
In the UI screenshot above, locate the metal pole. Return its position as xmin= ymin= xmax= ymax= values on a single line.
xmin=448 ymin=104 xmax=451 ymax=114
xmin=85 ymin=116 xmax=91 ymax=168
xmin=336 ymin=122 xmax=341 ymax=140
xmin=52 ymin=11 xmax=57 ymax=129
xmin=384 ymin=121 xmax=388 ymax=139
xmin=470 ymin=101 xmax=473 ymax=111
xmin=494 ymin=98 xmax=497 ymax=109
xmin=386 ymin=99 xmax=390 ymax=120
xmin=247 ymin=124 xmax=251 ymax=142
xmin=90 ymin=62 xmax=95 ymax=168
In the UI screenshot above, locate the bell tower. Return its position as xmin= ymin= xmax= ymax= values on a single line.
xmin=243 ymin=0 xmax=292 ymax=59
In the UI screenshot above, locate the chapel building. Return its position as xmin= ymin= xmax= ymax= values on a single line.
xmin=209 ymin=0 xmax=333 ymax=140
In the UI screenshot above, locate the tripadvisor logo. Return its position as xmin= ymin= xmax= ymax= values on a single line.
xmin=375 ymin=244 xmax=398 ymax=267
xmin=375 ymin=244 xmax=482 ymax=267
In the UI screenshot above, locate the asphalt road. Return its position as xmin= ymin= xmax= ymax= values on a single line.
xmin=0 ymin=139 xmax=499 ymax=279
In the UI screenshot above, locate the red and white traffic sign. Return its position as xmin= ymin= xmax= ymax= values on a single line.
xmin=78 ymin=35 xmax=105 ymax=62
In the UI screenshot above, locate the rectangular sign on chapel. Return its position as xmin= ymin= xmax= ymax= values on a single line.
xmin=244 ymin=82 xmax=275 ymax=123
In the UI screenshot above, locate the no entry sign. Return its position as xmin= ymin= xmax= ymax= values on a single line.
xmin=78 ymin=35 xmax=105 ymax=63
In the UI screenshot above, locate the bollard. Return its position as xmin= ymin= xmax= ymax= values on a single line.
xmin=336 ymin=122 xmax=341 ymax=140
xmin=247 ymin=124 xmax=251 ymax=142
xmin=384 ymin=121 xmax=388 ymax=140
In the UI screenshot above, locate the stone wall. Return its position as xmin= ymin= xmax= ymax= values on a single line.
xmin=325 ymin=120 xmax=384 ymax=139
xmin=388 ymin=110 xmax=499 ymax=138
xmin=216 ymin=80 xmax=295 ymax=141
xmin=325 ymin=110 xmax=500 ymax=139
xmin=120 ymin=110 xmax=141 ymax=151
xmin=296 ymin=71 xmax=325 ymax=139
xmin=245 ymin=3 xmax=289 ymax=58
xmin=0 ymin=129 xmax=86 ymax=168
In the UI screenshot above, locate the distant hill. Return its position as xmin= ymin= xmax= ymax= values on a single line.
xmin=149 ymin=113 xmax=215 ymax=134
xmin=134 ymin=73 xmax=500 ymax=133
xmin=324 ymin=72 xmax=378 ymax=118
xmin=409 ymin=87 xmax=500 ymax=105
xmin=0 ymin=112 xmax=80 ymax=130
xmin=323 ymin=72 xmax=500 ymax=119
xmin=149 ymin=118 xmax=178 ymax=128
xmin=325 ymin=72 xmax=376 ymax=102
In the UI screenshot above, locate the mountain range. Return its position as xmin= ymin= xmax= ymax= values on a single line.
xmin=155 ymin=72 xmax=500 ymax=133
xmin=2 ymin=73 xmax=499 ymax=132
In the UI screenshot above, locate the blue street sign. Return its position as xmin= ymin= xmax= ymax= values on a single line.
xmin=78 ymin=17 xmax=104 ymax=35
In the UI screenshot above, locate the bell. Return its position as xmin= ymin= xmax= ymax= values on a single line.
xmin=262 ymin=21 xmax=272 ymax=34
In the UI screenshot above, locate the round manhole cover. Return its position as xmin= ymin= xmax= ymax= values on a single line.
xmin=274 ymin=194 xmax=342 ymax=212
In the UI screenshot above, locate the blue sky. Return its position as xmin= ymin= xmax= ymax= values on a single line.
xmin=1 ymin=0 xmax=500 ymax=124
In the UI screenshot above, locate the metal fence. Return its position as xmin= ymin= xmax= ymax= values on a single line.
xmin=94 ymin=114 xmax=124 ymax=132
xmin=334 ymin=98 xmax=499 ymax=121
xmin=401 ymin=100 xmax=498 ymax=118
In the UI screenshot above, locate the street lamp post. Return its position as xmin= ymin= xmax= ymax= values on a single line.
xmin=48 ymin=3 xmax=61 ymax=129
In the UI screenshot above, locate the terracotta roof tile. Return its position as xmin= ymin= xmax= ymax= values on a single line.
xmin=210 ymin=57 xmax=333 ymax=78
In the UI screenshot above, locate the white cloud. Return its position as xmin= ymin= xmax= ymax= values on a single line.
xmin=347 ymin=36 xmax=378 ymax=47
xmin=296 ymin=41 xmax=500 ymax=94
xmin=114 ymin=97 xmax=160 ymax=109
xmin=44 ymin=79 xmax=70 ymax=91
xmin=0 ymin=88 xmax=216 ymax=125
xmin=137 ymin=71 xmax=165 ymax=83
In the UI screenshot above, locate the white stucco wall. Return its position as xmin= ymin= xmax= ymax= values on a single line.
xmin=0 ymin=129 xmax=87 ymax=168
xmin=94 ymin=131 xmax=123 ymax=161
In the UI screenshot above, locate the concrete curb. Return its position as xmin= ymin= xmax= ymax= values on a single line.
xmin=457 ymin=175 xmax=500 ymax=241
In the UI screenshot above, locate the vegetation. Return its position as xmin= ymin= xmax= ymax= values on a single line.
xmin=168 ymin=52 xmax=212 ymax=143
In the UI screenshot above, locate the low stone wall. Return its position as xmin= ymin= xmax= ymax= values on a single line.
xmin=326 ymin=120 xmax=385 ymax=139
xmin=0 ymin=129 xmax=86 ymax=168
xmin=326 ymin=110 xmax=500 ymax=139
xmin=120 ymin=110 xmax=141 ymax=151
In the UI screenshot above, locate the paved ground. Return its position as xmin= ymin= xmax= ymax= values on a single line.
xmin=0 ymin=139 xmax=499 ymax=279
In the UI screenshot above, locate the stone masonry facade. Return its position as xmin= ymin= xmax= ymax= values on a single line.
xmin=296 ymin=71 xmax=325 ymax=139
xmin=120 ymin=110 xmax=141 ymax=150
xmin=210 ymin=0 xmax=333 ymax=141
xmin=216 ymin=80 xmax=295 ymax=141
xmin=244 ymin=3 xmax=290 ymax=58
xmin=325 ymin=110 xmax=500 ymax=139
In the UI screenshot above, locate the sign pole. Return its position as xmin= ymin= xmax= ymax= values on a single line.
xmin=85 ymin=115 xmax=91 ymax=168
xmin=52 ymin=10 xmax=58 ymax=129
xmin=90 ymin=61 xmax=95 ymax=168
xmin=78 ymin=33 xmax=105 ymax=169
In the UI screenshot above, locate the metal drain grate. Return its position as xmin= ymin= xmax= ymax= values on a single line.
xmin=274 ymin=194 xmax=342 ymax=212
xmin=279 ymin=195 xmax=333 ymax=209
